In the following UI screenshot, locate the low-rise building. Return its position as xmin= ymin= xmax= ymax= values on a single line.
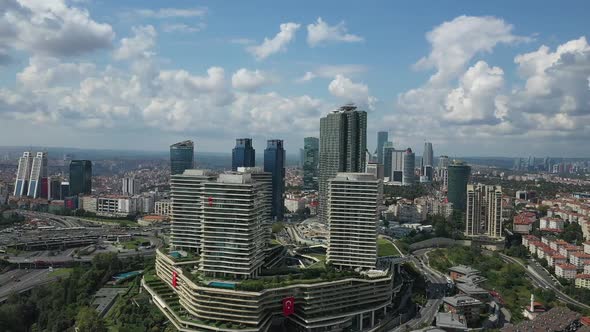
xmin=547 ymin=253 xmax=567 ymax=267
xmin=501 ymin=307 xmax=581 ymax=332
xmin=585 ymin=265 xmax=590 ymax=274
xmin=550 ymin=239 xmax=569 ymax=251
xmin=436 ymin=312 xmax=468 ymax=331
xmin=154 ymin=199 xmax=170 ymax=216
xmin=540 ymin=217 xmax=565 ymax=231
xmin=555 ymin=263 xmax=577 ymax=280
xmin=570 ymin=252 xmax=590 ymax=269
xmin=576 ymin=274 xmax=590 ymax=290
xmin=513 ymin=212 xmax=536 ymax=234
xmin=522 ymin=235 xmax=539 ymax=247
xmin=560 ymin=245 xmax=583 ymax=260
xmin=449 ymin=266 xmax=481 ymax=281
xmin=455 ymin=282 xmax=490 ymax=302
xmin=443 ymin=295 xmax=484 ymax=326
xmin=584 ymin=242 xmax=590 ymax=255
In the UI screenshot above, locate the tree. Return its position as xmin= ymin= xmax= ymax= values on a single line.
xmin=76 ymin=307 xmax=107 ymax=332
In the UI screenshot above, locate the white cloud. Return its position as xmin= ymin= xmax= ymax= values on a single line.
xmin=247 ymin=22 xmax=301 ymax=60
xmin=307 ymin=17 xmax=363 ymax=47
xmin=158 ymin=67 xmax=227 ymax=95
xmin=0 ymin=0 xmax=114 ymax=57
xmin=297 ymin=64 xmax=368 ymax=82
xmin=136 ymin=8 xmax=206 ymax=19
xmin=162 ymin=23 xmax=204 ymax=33
xmin=113 ymin=25 xmax=156 ymax=60
xmin=17 ymin=56 xmax=96 ymax=90
xmin=231 ymin=69 xmax=275 ymax=92
xmin=328 ymin=75 xmax=376 ymax=110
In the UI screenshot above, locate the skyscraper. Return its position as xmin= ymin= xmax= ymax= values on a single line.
xmin=437 ymin=155 xmax=450 ymax=190
xmin=376 ymin=131 xmax=388 ymax=164
xmin=14 ymin=152 xmax=33 ymax=197
xmin=263 ymin=139 xmax=285 ymax=220
xmin=327 ymin=173 xmax=381 ymax=270
xmin=200 ymin=173 xmax=267 ymax=279
xmin=421 ymin=142 xmax=434 ymax=182
xmin=231 ymin=138 xmax=255 ymax=171
xmin=447 ymin=160 xmax=471 ymax=211
xmin=170 ymin=140 xmax=194 ymax=175
xmin=122 ymin=177 xmax=139 ymax=195
xmin=466 ymin=184 xmax=503 ymax=238
xmin=403 ymin=148 xmax=415 ymax=186
xmin=303 ymin=137 xmax=319 ymax=190
xmin=69 ymin=160 xmax=92 ymax=196
xmin=319 ymin=104 xmax=367 ymax=222
xmin=170 ymin=169 xmax=216 ymax=252
xmin=27 ymin=152 xmax=48 ymax=198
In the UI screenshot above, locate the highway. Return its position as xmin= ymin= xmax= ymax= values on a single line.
xmin=0 ymin=269 xmax=58 ymax=302
xmin=499 ymin=253 xmax=590 ymax=311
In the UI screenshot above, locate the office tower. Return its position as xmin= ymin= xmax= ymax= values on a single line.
xmin=466 ymin=184 xmax=503 ymax=238
xmin=69 ymin=160 xmax=92 ymax=196
xmin=447 ymin=160 xmax=471 ymax=211
xmin=437 ymin=155 xmax=450 ymax=190
xmin=27 ymin=152 xmax=48 ymax=198
xmin=232 ymin=138 xmax=255 ymax=171
xmin=170 ymin=170 xmax=215 ymax=252
xmin=376 ymin=131 xmax=388 ymax=165
xmin=366 ymin=162 xmax=384 ymax=180
xmin=263 ymin=139 xmax=285 ymax=221
xmin=60 ymin=181 xmax=70 ymax=200
xmin=14 ymin=151 xmax=33 ymax=197
xmin=303 ymin=137 xmax=319 ymax=190
xmin=438 ymin=155 xmax=450 ymax=169
xmin=170 ymin=140 xmax=194 ymax=175
xmin=299 ymin=148 xmax=305 ymax=168
xmin=402 ymin=148 xmax=415 ymax=186
xmin=327 ymin=173 xmax=381 ymax=269
xmin=383 ymin=143 xmax=405 ymax=185
xmin=200 ymin=173 xmax=267 ymax=279
xmin=122 ymin=177 xmax=139 ymax=195
xmin=421 ymin=142 xmax=434 ymax=182
xmin=47 ymin=177 xmax=61 ymax=200
xmin=319 ymin=104 xmax=367 ymax=222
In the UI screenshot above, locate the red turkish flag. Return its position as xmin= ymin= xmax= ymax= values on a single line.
xmin=282 ymin=297 xmax=295 ymax=316
xmin=172 ymin=271 xmax=178 ymax=288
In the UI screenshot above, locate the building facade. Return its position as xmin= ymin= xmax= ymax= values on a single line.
xmin=170 ymin=140 xmax=194 ymax=175
xmin=376 ymin=131 xmax=388 ymax=165
xmin=466 ymin=184 xmax=503 ymax=238
xmin=232 ymin=138 xmax=256 ymax=171
xmin=402 ymin=148 xmax=415 ymax=186
xmin=122 ymin=177 xmax=139 ymax=195
xmin=422 ymin=142 xmax=434 ymax=182
xmin=448 ymin=161 xmax=471 ymax=211
xmin=263 ymin=139 xmax=285 ymax=221
xmin=69 ymin=160 xmax=92 ymax=196
xmin=27 ymin=152 xmax=48 ymax=198
xmin=14 ymin=151 xmax=33 ymax=197
xmin=303 ymin=137 xmax=320 ymax=190
xmin=319 ymin=105 xmax=367 ymax=222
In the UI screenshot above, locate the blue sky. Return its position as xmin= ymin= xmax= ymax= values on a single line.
xmin=1 ymin=0 xmax=589 ymax=157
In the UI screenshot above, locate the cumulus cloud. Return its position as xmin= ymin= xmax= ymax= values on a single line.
xmin=231 ymin=69 xmax=275 ymax=92
xmin=247 ymin=22 xmax=301 ymax=60
xmin=0 ymin=0 xmax=114 ymax=56
xmin=162 ymin=23 xmax=204 ymax=33
xmin=113 ymin=25 xmax=157 ymax=60
xmin=328 ymin=75 xmax=376 ymax=110
xmin=17 ymin=56 xmax=96 ymax=90
xmin=297 ymin=64 xmax=368 ymax=82
xmin=307 ymin=17 xmax=363 ymax=47
xmin=135 ymin=8 xmax=207 ymax=18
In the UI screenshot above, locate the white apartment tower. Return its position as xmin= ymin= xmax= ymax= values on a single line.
xmin=170 ymin=170 xmax=216 ymax=252
xmin=327 ymin=173 xmax=382 ymax=269
xmin=122 ymin=177 xmax=139 ymax=195
xmin=199 ymin=173 xmax=268 ymax=279
xmin=14 ymin=152 xmax=34 ymax=197
xmin=466 ymin=184 xmax=503 ymax=238
xmin=27 ymin=152 xmax=48 ymax=198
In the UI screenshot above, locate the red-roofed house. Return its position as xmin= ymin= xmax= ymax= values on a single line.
xmin=556 ymin=264 xmax=578 ymax=279
xmin=560 ymin=245 xmax=583 ymax=260
xmin=569 ymin=252 xmax=590 ymax=269
xmin=550 ymin=239 xmax=569 ymax=251
xmin=584 ymin=242 xmax=590 ymax=255
xmin=547 ymin=253 xmax=567 ymax=268
xmin=514 ymin=212 xmax=536 ymax=234
xmin=575 ymin=274 xmax=590 ymax=290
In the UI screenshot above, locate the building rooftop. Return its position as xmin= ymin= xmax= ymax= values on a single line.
xmin=456 ymin=282 xmax=489 ymax=295
xmin=443 ymin=295 xmax=483 ymax=307
xmin=456 ymin=274 xmax=487 ymax=285
xmin=556 ymin=263 xmax=578 ymax=270
xmin=501 ymin=306 xmax=581 ymax=332
xmin=576 ymin=274 xmax=590 ymax=280
xmin=449 ymin=265 xmax=480 ymax=276
xmin=436 ymin=312 xmax=467 ymax=331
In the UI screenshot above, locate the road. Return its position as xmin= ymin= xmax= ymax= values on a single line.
xmin=499 ymin=253 xmax=590 ymax=311
xmin=0 ymin=269 xmax=58 ymax=302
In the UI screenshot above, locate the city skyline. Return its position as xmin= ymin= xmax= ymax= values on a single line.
xmin=0 ymin=1 xmax=589 ymax=157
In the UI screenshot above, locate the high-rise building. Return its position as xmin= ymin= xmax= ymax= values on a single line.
xmin=366 ymin=162 xmax=384 ymax=180
xmin=421 ymin=142 xmax=434 ymax=182
xmin=200 ymin=173 xmax=267 ymax=279
xmin=238 ymin=167 xmax=273 ymax=230
xmin=327 ymin=173 xmax=381 ymax=269
xmin=14 ymin=152 xmax=33 ymax=197
xmin=402 ymin=148 xmax=415 ymax=186
xmin=231 ymin=138 xmax=255 ymax=171
xmin=376 ymin=131 xmax=388 ymax=164
xmin=47 ymin=176 xmax=62 ymax=200
xmin=438 ymin=155 xmax=450 ymax=169
xmin=170 ymin=140 xmax=194 ymax=175
xmin=437 ymin=155 xmax=450 ymax=190
xmin=69 ymin=160 xmax=92 ymax=196
xmin=122 ymin=177 xmax=139 ymax=195
xmin=27 ymin=152 xmax=48 ymax=198
xmin=60 ymin=181 xmax=70 ymax=200
xmin=383 ymin=143 xmax=405 ymax=185
xmin=263 ymin=139 xmax=285 ymax=220
xmin=466 ymin=184 xmax=503 ymax=238
xmin=319 ymin=104 xmax=367 ymax=222
xmin=448 ymin=161 xmax=471 ymax=211
xmin=170 ymin=170 xmax=216 ymax=252
xmin=303 ymin=137 xmax=319 ymax=190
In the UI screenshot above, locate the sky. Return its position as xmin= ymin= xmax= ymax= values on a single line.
xmin=0 ymin=0 xmax=589 ymax=158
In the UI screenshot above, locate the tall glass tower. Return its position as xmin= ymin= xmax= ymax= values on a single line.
xmin=69 ymin=160 xmax=92 ymax=196
xmin=303 ymin=137 xmax=319 ymax=190
xmin=14 ymin=151 xmax=33 ymax=197
xmin=448 ymin=160 xmax=471 ymax=211
xmin=170 ymin=140 xmax=194 ymax=175
xmin=264 ymin=139 xmax=285 ymax=221
xmin=376 ymin=131 xmax=388 ymax=165
xmin=232 ymin=138 xmax=255 ymax=171
xmin=319 ymin=104 xmax=367 ymax=222
xmin=402 ymin=148 xmax=415 ymax=186
xmin=28 ymin=152 xmax=48 ymax=198
xmin=422 ymin=142 xmax=434 ymax=181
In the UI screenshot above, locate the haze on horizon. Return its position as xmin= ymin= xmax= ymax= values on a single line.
xmin=0 ymin=0 xmax=589 ymax=157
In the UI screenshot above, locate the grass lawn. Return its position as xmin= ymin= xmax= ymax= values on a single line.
xmin=49 ymin=268 xmax=74 ymax=278
xmin=120 ymin=237 xmax=150 ymax=250
xmin=377 ymin=238 xmax=401 ymax=257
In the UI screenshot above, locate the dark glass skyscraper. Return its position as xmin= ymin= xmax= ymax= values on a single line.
xmin=232 ymin=138 xmax=255 ymax=171
xmin=376 ymin=131 xmax=388 ymax=165
xmin=69 ymin=160 xmax=92 ymax=196
xmin=170 ymin=140 xmax=194 ymax=175
xmin=264 ymin=139 xmax=285 ymax=221
xmin=303 ymin=137 xmax=319 ymax=190
xmin=448 ymin=160 xmax=471 ymax=211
